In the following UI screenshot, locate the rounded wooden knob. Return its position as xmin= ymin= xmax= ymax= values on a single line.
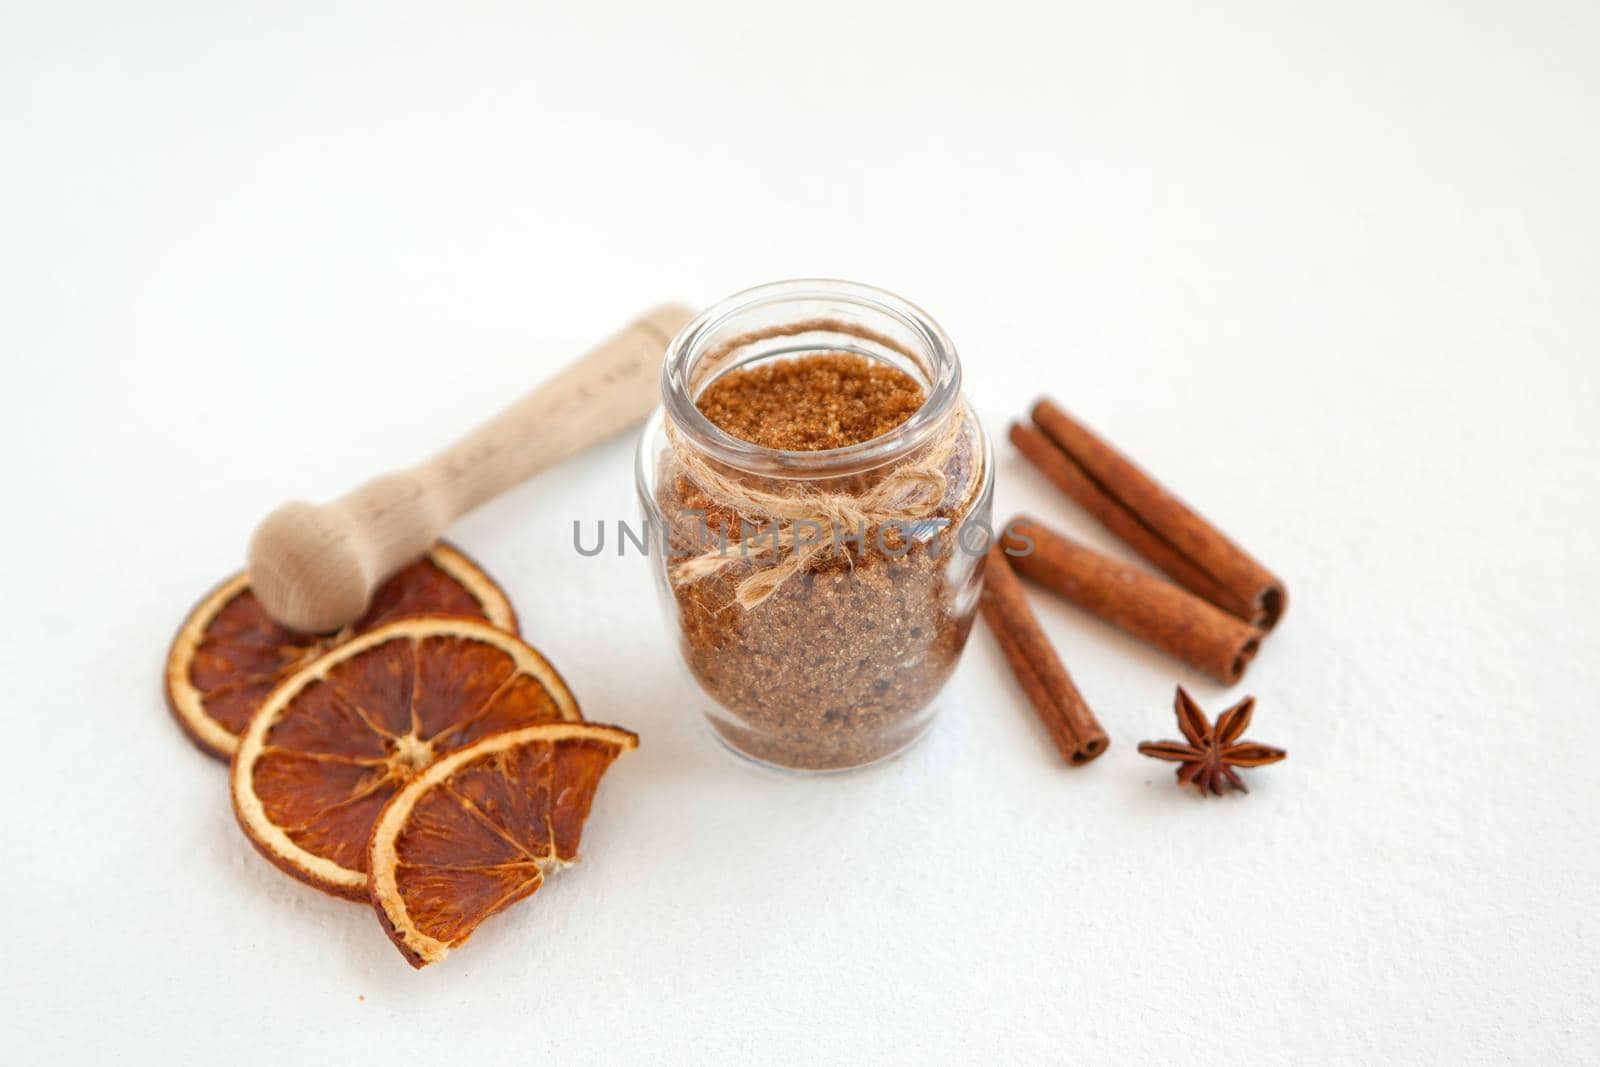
xmin=248 ymin=502 xmax=372 ymax=634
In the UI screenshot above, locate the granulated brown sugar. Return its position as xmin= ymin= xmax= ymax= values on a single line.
xmin=695 ymin=353 xmax=925 ymax=451
xmin=657 ymin=351 xmax=989 ymax=770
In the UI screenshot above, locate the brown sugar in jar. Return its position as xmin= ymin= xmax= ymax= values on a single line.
xmin=695 ymin=353 xmax=926 ymax=451
xmin=636 ymin=281 xmax=994 ymax=772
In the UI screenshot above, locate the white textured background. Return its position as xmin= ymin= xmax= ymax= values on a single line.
xmin=3 ymin=2 xmax=1596 ymax=1063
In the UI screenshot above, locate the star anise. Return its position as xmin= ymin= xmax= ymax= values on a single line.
xmin=1138 ymin=687 xmax=1285 ymax=796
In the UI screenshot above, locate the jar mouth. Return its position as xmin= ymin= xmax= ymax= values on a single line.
xmin=661 ymin=279 xmax=962 ymax=478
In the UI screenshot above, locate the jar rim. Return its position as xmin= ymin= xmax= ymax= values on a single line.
xmin=660 ymin=279 xmax=962 ymax=478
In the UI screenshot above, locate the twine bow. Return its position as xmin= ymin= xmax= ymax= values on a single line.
xmin=666 ymin=414 xmax=969 ymax=609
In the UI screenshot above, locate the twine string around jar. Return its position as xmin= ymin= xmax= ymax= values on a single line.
xmin=665 ymin=411 xmax=971 ymax=609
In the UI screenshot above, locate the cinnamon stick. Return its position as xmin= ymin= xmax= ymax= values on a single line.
xmin=1001 ymin=516 xmax=1263 ymax=685
xmin=979 ymin=545 xmax=1108 ymax=765
xmin=1012 ymin=399 xmax=1287 ymax=631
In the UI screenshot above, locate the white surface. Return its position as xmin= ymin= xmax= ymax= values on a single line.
xmin=3 ymin=2 xmax=1597 ymax=1063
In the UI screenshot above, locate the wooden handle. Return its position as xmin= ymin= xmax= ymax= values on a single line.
xmin=247 ymin=303 xmax=694 ymax=632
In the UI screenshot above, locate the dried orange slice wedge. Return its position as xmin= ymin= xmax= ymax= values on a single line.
xmin=368 ymin=722 xmax=637 ymax=968
xmin=167 ymin=543 xmax=516 ymax=760
xmin=231 ymin=617 xmax=580 ymax=900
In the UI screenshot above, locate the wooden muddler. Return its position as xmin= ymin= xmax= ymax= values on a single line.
xmin=248 ymin=304 xmax=695 ymax=633
xmin=1002 ymin=515 xmax=1264 ymax=686
xmin=979 ymin=545 xmax=1108 ymax=765
xmin=1014 ymin=399 xmax=1287 ymax=631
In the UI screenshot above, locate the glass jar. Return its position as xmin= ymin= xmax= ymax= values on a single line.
xmin=635 ymin=280 xmax=994 ymax=772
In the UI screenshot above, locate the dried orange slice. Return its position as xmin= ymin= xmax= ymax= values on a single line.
xmin=368 ymin=722 xmax=637 ymax=968
xmin=167 ymin=543 xmax=516 ymax=760
xmin=231 ymin=617 xmax=580 ymax=900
